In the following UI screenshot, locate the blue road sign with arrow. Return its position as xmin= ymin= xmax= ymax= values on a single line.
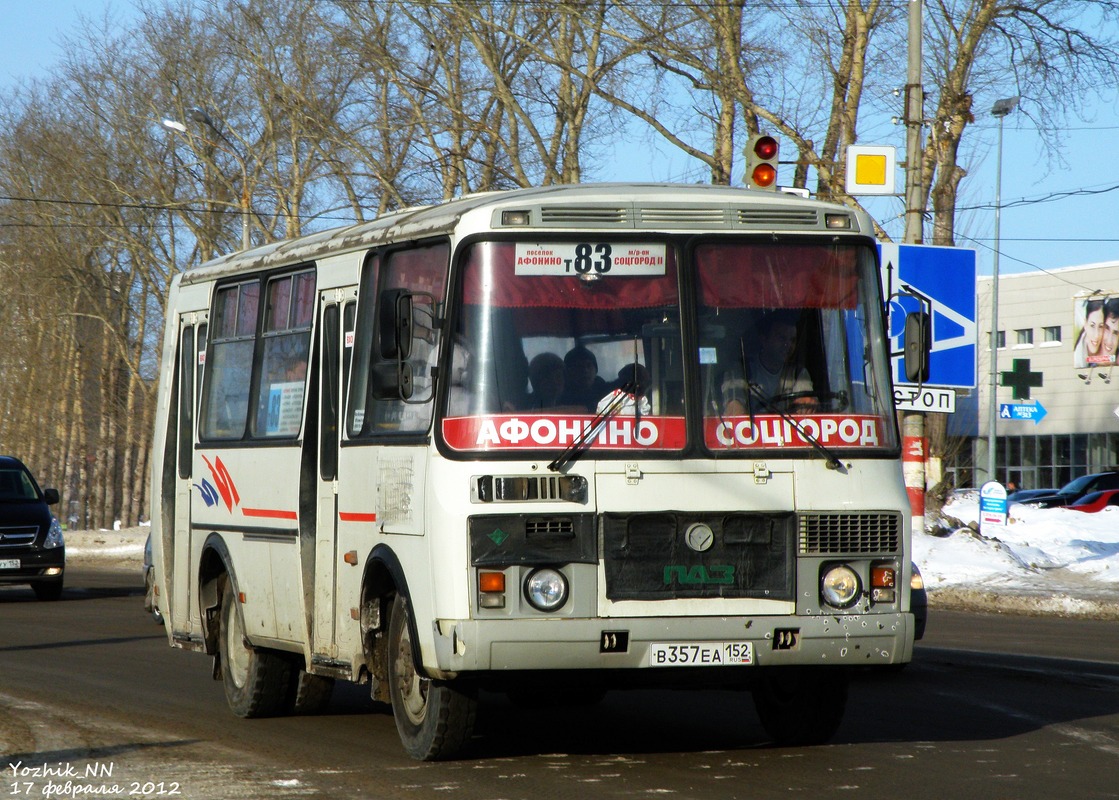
xmin=879 ymin=243 xmax=977 ymax=389
xmin=999 ymin=401 xmax=1047 ymax=424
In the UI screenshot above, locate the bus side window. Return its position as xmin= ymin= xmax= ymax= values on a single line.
xmin=200 ymin=281 xmax=259 ymax=440
xmin=369 ymin=243 xmax=449 ymax=434
xmin=252 ymin=270 xmax=315 ymax=438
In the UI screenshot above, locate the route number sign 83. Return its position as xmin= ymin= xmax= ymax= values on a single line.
xmin=514 ymin=242 xmax=667 ymax=277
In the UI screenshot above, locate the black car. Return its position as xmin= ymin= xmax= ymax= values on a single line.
xmin=0 ymin=455 xmax=64 ymax=600
xmin=1006 ymin=488 xmax=1056 ymax=504
xmin=1026 ymin=471 xmax=1119 ymax=508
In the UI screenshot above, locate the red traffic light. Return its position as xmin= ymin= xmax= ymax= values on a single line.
xmin=746 ymin=134 xmax=779 ymax=190
xmin=752 ymin=135 xmax=778 ymax=160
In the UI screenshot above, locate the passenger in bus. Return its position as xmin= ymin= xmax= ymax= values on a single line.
xmin=559 ymin=345 xmax=609 ymax=411
xmin=723 ymin=311 xmax=817 ymax=414
xmin=285 ymin=359 xmax=307 ymax=382
xmin=596 ymin=363 xmax=651 ymax=416
xmin=523 ymin=352 xmax=565 ymax=410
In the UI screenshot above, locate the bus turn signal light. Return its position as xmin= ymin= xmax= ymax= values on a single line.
xmin=871 ymin=565 xmax=896 ymax=603
xmin=479 ymin=571 xmax=506 ymax=608
xmin=479 ymin=572 xmax=506 ymax=593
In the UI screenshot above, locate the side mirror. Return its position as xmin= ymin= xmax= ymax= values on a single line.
xmin=42 ymin=488 xmax=60 ymax=505
xmin=378 ymin=290 xmax=413 ymax=360
xmin=904 ymin=311 xmax=931 ymax=383
xmin=369 ymin=361 xmax=414 ymax=400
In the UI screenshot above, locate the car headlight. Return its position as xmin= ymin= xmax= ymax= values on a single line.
xmin=523 ymin=568 xmax=568 ymax=612
xmin=44 ymin=518 xmax=65 ymax=549
xmin=821 ymin=564 xmax=861 ymax=608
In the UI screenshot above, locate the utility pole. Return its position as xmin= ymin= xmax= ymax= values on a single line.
xmin=903 ymin=0 xmax=924 ymax=245
xmin=901 ymin=0 xmax=927 ymax=534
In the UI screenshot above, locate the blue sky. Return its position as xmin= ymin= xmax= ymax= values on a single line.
xmin=4 ymin=0 xmax=1119 ymax=282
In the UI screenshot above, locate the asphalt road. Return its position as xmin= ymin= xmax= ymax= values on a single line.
xmin=2 ymin=567 xmax=1118 ymax=799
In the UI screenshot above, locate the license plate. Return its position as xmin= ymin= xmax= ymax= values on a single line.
xmin=0 ymin=559 xmax=20 ymax=569
xmin=649 ymin=641 xmax=753 ymax=667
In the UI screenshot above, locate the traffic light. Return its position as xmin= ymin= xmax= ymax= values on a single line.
xmin=746 ymin=134 xmax=779 ymax=190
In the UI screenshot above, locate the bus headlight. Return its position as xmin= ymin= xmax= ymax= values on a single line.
xmin=523 ymin=568 xmax=568 ymax=612
xmin=820 ymin=564 xmax=861 ymax=609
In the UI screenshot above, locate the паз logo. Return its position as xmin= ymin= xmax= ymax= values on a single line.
xmin=663 ymin=564 xmax=735 ymax=585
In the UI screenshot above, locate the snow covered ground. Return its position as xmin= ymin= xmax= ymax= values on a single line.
xmin=919 ymin=492 xmax=1119 ymax=619
xmin=63 ymin=526 xmax=147 ymax=569
xmin=63 ymin=503 xmax=1119 ymax=619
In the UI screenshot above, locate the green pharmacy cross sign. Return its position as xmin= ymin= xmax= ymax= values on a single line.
xmin=1000 ymin=358 xmax=1043 ymax=400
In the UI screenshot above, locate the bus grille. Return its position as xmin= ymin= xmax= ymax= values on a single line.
xmin=638 ymin=207 xmax=728 ymax=226
xmin=532 ymin=204 xmax=827 ymax=229
xmin=798 ymin=513 xmax=901 ymax=555
xmin=525 ymin=517 xmax=574 ymax=537
xmin=602 ymin=512 xmax=795 ymax=601
xmin=736 ymin=208 xmax=820 ymax=227
xmin=540 ymin=206 xmax=629 ymax=225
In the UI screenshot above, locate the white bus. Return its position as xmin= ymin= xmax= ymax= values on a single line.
xmin=150 ymin=183 xmax=926 ymax=760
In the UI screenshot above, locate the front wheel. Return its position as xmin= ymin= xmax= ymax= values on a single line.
xmin=218 ymin=587 xmax=293 ymax=718
xmin=387 ymin=593 xmax=476 ymax=760
xmin=32 ymin=579 xmax=63 ymax=601
xmin=752 ymin=667 xmax=848 ymax=746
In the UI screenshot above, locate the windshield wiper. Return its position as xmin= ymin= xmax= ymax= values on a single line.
xmin=746 ymin=382 xmax=848 ymax=473
xmin=547 ymin=378 xmax=637 ymax=473
xmin=733 ymin=337 xmax=845 ymax=472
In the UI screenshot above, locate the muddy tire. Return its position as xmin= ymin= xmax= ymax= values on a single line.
xmin=32 ymin=579 xmax=63 ymax=601
xmin=752 ymin=667 xmax=848 ymax=746
xmin=218 ymin=588 xmax=293 ymax=717
xmin=290 ymin=670 xmax=335 ymax=715
xmin=387 ymin=593 xmax=476 ymax=760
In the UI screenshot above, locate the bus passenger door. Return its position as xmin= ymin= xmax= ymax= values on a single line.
xmin=312 ymin=288 xmax=356 ymax=659
xmin=170 ymin=313 xmax=206 ymax=637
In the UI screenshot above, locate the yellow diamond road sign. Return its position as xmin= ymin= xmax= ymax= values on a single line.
xmin=846 ymin=145 xmax=896 ymax=195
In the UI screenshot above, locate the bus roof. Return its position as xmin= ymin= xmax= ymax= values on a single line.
xmin=179 ymin=183 xmax=872 ymax=285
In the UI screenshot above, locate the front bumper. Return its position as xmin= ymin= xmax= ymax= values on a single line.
xmin=429 ymin=612 xmax=915 ymax=677
xmin=0 ymin=548 xmax=65 ymax=584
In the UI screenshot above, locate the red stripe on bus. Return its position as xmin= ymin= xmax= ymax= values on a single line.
xmin=241 ymin=507 xmax=299 ymax=520
xmin=339 ymin=512 xmax=378 ymax=523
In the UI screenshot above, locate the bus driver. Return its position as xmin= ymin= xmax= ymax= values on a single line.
xmin=722 ymin=311 xmax=817 ymax=414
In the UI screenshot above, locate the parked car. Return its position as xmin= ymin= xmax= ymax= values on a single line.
xmin=1007 ymin=488 xmax=1056 ymax=504
xmin=143 ymin=533 xmax=163 ymax=624
xmin=1067 ymin=489 xmax=1119 ymax=513
xmin=1025 ymin=471 xmax=1119 ymax=508
xmin=0 ymin=455 xmax=64 ymax=600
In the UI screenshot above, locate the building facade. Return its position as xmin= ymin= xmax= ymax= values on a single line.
xmin=972 ymin=262 xmax=1119 ymax=492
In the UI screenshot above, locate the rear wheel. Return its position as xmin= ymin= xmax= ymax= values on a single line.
xmin=218 ymin=587 xmax=293 ymax=717
xmin=290 ymin=670 xmax=335 ymax=715
xmin=387 ymin=593 xmax=476 ymax=760
xmin=752 ymin=667 xmax=848 ymax=746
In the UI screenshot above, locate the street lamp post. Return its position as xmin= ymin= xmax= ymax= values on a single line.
xmin=987 ymin=96 xmax=1020 ymax=484
xmin=162 ymin=108 xmax=251 ymax=250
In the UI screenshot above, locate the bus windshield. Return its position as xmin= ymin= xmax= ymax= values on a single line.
xmin=441 ymin=237 xmax=897 ymax=457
